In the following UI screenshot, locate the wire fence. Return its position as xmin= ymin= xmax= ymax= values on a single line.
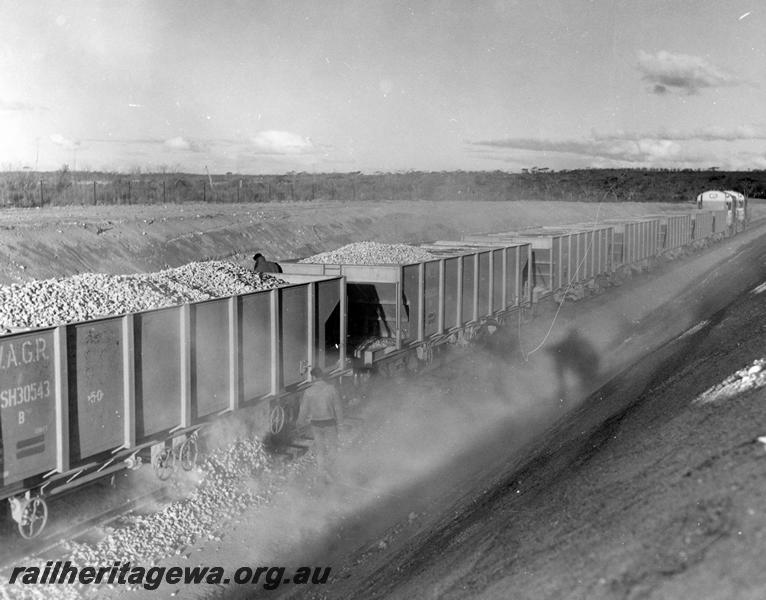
xmin=0 ymin=171 xmax=522 ymax=208
xmin=1 ymin=170 xmax=760 ymax=208
xmin=0 ymin=175 xmax=337 ymax=207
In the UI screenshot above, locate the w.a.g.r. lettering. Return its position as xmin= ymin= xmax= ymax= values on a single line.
xmin=0 ymin=337 xmax=49 ymax=370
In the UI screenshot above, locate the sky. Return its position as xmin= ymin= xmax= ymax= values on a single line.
xmin=1 ymin=0 xmax=765 ymax=174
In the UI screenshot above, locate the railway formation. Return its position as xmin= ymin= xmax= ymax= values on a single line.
xmin=0 ymin=199 xmax=754 ymax=550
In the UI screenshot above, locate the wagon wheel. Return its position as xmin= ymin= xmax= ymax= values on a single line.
xmin=270 ymin=404 xmax=286 ymax=434
xmin=153 ymin=446 xmax=175 ymax=481
xmin=18 ymin=496 xmax=48 ymax=539
xmin=180 ymin=436 xmax=198 ymax=471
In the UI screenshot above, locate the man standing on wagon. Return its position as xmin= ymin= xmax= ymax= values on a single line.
xmin=252 ymin=252 xmax=283 ymax=274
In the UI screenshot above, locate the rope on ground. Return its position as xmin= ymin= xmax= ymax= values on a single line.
xmin=518 ymin=194 xmax=608 ymax=361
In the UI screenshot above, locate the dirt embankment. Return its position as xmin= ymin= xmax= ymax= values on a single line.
xmin=0 ymin=200 xmax=730 ymax=285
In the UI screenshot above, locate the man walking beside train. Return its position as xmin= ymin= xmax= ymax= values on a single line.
xmin=298 ymin=366 xmax=344 ymax=482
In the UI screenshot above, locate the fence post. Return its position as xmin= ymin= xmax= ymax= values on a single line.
xmin=93 ymin=181 xmax=96 ymax=205
xmin=39 ymin=180 xmax=44 ymax=206
xmin=203 ymin=182 xmax=206 ymax=202
xmin=163 ymin=180 xmax=166 ymax=204
xmin=128 ymin=180 xmax=131 ymax=205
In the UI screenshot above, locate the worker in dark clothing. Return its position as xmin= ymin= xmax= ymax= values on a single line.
xmin=252 ymin=252 xmax=283 ymax=274
xmin=546 ymin=328 xmax=600 ymax=401
xmin=298 ymin=366 xmax=344 ymax=480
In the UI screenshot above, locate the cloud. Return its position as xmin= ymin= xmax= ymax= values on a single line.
xmin=474 ymin=121 xmax=766 ymax=167
xmin=0 ymin=99 xmax=44 ymax=112
xmin=49 ymin=133 xmax=81 ymax=149
xmin=593 ymin=125 xmax=766 ymax=142
xmin=250 ymin=130 xmax=315 ymax=155
xmin=471 ymin=136 xmax=685 ymax=165
xmin=637 ymin=50 xmax=738 ymax=95
xmin=164 ymin=137 xmax=205 ymax=152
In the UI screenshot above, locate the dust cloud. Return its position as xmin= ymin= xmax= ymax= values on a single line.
xmin=197 ymin=244 xmax=752 ymax=599
xmin=212 ymin=304 xmax=643 ymax=599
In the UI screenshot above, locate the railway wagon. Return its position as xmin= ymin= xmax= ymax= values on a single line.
xmin=648 ymin=213 xmax=693 ymax=250
xmin=418 ymin=241 xmax=532 ymax=309
xmin=601 ymin=217 xmax=661 ymax=268
xmin=462 ymin=226 xmax=614 ymax=299
xmin=280 ymin=243 xmax=530 ymax=373
xmin=0 ymin=274 xmax=346 ymax=538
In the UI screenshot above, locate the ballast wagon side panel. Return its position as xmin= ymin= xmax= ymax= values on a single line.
xmin=423 ymin=261 xmax=441 ymax=338
xmin=460 ymin=256 xmax=477 ymax=323
xmin=134 ymin=308 xmax=184 ymax=440
xmin=443 ymin=256 xmax=460 ymax=330
xmin=492 ymin=248 xmax=504 ymax=312
xmin=314 ymin=278 xmax=344 ymax=372
xmin=68 ymin=318 xmax=125 ymax=462
xmin=402 ymin=264 xmax=421 ymax=342
xmin=691 ymin=211 xmax=715 ymax=240
xmin=236 ymin=277 xmax=346 ymax=404
xmin=602 ymin=218 xmax=660 ymax=267
xmin=418 ymin=242 xmax=532 ymax=323
xmin=281 ymin=262 xmax=408 ymax=365
xmin=648 ymin=213 xmax=692 ymax=250
xmin=422 ymin=242 xmax=531 ymax=309
xmin=711 ymin=210 xmax=730 ymax=235
xmin=280 ymin=285 xmax=310 ymax=387
xmin=191 ymin=299 xmax=230 ymax=419
xmin=240 ymin=292 xmax=273 ymax=401
xmin=477 ymin=252 xmax=491 ymax=318
xmin=0 ymin=330 xmax=58 ymax=488
xmin=463 ymin=227 xmax=613 ymax=297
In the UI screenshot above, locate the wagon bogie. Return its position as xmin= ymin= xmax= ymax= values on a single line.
xmin=9 ymin=492 xmax=49 ymax=539
xmin=152 ymin=444 xmax=176 ymax=481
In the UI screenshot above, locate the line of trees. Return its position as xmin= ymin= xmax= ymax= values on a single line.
xmin=1 ymin=167 xmax=764 ymax=208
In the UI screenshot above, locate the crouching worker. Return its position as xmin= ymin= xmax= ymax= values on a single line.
xmin=298 ymin=366 xmax=344 ymax=481
xmin=252 ymin=252 xmax=283 ymax=274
